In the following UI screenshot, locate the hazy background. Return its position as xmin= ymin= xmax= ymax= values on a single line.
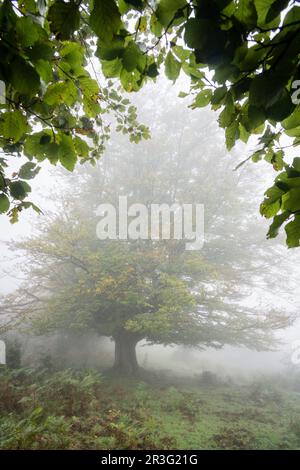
xmin=1 ymin=77 xmax=300 ymax=379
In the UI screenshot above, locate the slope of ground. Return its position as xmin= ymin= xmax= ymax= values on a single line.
xmin=0 ymin=368 xmax=300 ymax=450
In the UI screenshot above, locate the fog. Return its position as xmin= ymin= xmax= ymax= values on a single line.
xmin=1 ymin=77 xmax=300 ymax=381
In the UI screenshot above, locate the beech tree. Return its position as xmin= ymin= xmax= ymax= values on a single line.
xmin=1 ymin=98 xmax=293 ymax=375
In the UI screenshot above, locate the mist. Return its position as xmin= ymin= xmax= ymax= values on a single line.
xmin=3 ymin=0 xmax=300 ymax=455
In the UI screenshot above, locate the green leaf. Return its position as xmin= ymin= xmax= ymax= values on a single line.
xmin=79 ymin=78 xmax=101 ymax=115
xmin=156 ymin=0 xmax=186 ymax=27
xmin=293 ymin=157 xmax=300 ymax=173
xmin=58 ymin=134 xmax=77 ymax=171
xmin=181 ymin=62 xmax=204 ymax=80
xmin=282 ymin=188 xmax=300 ymax=212
xmin=27 ymin=42 xmax=54 ymax=62
xmin=165 ymin=51 xmax=181 ymax=81
xmin=172 ymin=45 xmax=190 ymax=61
xmin=83 ymin=96 xmax=101 ymax=118
xmin=9 ymin=58 xmax=40 ymax=97
xmin=234 ymin=0 xmax=257 ymax=26
xmin=101 ymin=58 xmax=123 ymax=78
xmin=271 ymin=150 xmax=284 ymax=171
xmin=249 ymin=73 xmax=286 ymax=109
xmin=218 ymin=94 xmax=236 ymax=128
xmin=285 ymin=215 xmax=300 ymax=248
xmin=184 ymin=18 xmax=209 ymax=50
xmin=44 ymin=81 xmax=78 ymax=106
xmin=40 ymin=134 xmax=51 ymax=145
xmin=150 ymin=13 xmax=163 ymax=36
xmin=60 ymin=42 xmax=84 ymax=75
xmin=74 ymin=136 xmax=90 ymax=158
xmin=193 ymin=89 xmax=212 ymax=108
xmin=24 ymin=131 xmax=59 ymax=162
xmin=225 ymin=120 xmax=239 ymax=150
xmin=9 ymin=181 xmax=31 ymax=200
xmin=123 ymin=43 xmax=146 ymax=72
xmin=48 ymin=0 xmax=80 ymax=40
xmin=266 ymin=0 xmax=289 ymax=24
xmin=90 ymin=0 xmax=121 ymax=41
xmin=120 ymin=68 xmax=142 ymax=92
xmin=267 ymin=211 xmax=290 ymax=239
xmin=266 ymin=89 xmax=294 ymax=122
xmin=146 ymin=63 xmax=159 ymax=78
xmin=21 ymin=201 xmax=42 ymax=214
xmin=247 ymin=105 xmax=266 ymax=130
xmin=0 ymin=193 xmax=9 ymax=213
xmin=79 ymin=77 xmax=100 ymax=96
xmin=261 ymin=198 xmax=281 ymax=218
xmin=96 ymin=39 xmax=125 ymax=61
xmin=19 ymin=162 xmax=40 ymax=180
xmin=260 ymin=185 xmax=283 ymax=218
xmin=255 ymin=0 xmax=282 ymax=27
xmin=9 ymin=207 xmax=20 ymax=224
xmin=16 ymin=16 xmax=43 ymax=46
xmin=211 ymin=86 xmax=227 ymax=106
xmin=284 ymin=127 xmax=300 ymax=138
xmin=0 ymin=111 xmax=28 ymax=142
xmin=125 ymin=0 xmax=143 ymax=8
xmin=282 ymin=106 xmax=300 ymax=130
xmin=34 ymin=59 xmax=53 ymax=83
xmin=276 ymin=175 xmax=300 ymax=190
xmin=0 ymin=174 xmax=5 ymax=191
xmin=239 ymin=123 xmax=250 ymax=143
xmin=184 ymin=18 xmax=226 ymax=64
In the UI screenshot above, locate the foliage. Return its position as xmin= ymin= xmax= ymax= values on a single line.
xmin=0 ymin=368 xmax=103 ymax=449
xmin=0 ymin=0 xmax=149 ymax=222
xmin=1 ymin=1 xmax=300 ymax=245
xmin=88 ymin=0 xmax=300 ymax=247
xmin=0 ymin=367 xmax=102 ymax=413
xmin=1 ymin=410 xmax=72 ymax=449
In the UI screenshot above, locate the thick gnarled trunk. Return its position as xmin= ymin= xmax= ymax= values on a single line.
xmin=112 ymin=330 xmax=140 ymax=376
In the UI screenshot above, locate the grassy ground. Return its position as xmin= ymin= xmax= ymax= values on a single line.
xmin=1 ymin=367 xmax=300 ymax=449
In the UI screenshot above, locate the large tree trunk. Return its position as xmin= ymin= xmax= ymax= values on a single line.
xmin=112 ymin=330 xmax=140 ymax=376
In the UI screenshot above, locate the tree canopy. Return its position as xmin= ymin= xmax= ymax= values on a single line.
xmin=1 ymin=0 xmax=300 ymax=247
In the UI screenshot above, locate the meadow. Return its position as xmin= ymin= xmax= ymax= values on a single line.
xmin=1 ymin=367 xmax=300 ymax=450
